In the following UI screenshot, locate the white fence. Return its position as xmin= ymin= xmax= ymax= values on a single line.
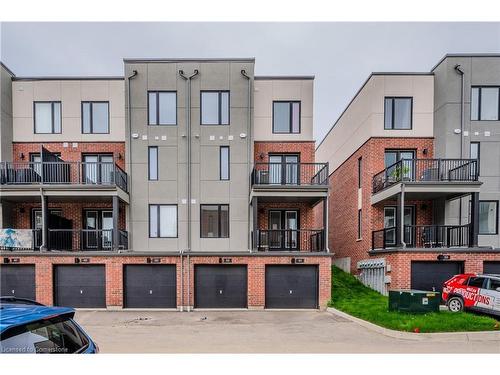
xmin=357 ymin=258 xmax=388 ymax=296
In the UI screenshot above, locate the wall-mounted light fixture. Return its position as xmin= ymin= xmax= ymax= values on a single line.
xmin=259 ymin=152 xmax=265 ymax=160
xmin=422 ymin=148 xmax=428 ymax=155
xmin=118 ymin=153 xmax=123 ymax=160
xmin=20 ymin=153 xmax=25 ymax=160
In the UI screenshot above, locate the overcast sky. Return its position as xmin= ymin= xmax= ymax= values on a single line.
xmin=1 ymin=22 xmax=499 ymax=142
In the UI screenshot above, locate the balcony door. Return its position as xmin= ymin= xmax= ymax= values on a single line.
xmin=268 ymin=154 xmax=299 ymax=185
xmin=384 ymin=150 xmax=415 ymax=181
xmin=269 ymin=210 xmax=299 ymax=250
xmin=83 ymin=154 xmax=114 ymax=185
xmin=383 ymin=206 xmax=415 ymax=247
xmin=84 ymin=210 xmax=113 ymax=250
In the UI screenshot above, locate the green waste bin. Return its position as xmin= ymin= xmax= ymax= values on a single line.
xmin=388 ymin=289 xmax=441 ymax=313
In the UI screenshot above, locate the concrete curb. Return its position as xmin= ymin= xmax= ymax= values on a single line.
xmin=327 ymin=307 xmax=500 ymax=342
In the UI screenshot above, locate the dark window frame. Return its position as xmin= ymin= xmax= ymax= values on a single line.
xmin=470 ymin=141 xmax=480 ymax=175
xmin=147 ymin=90 xmax=178 ymax=126
xmin=200 ymin=90 xmax=230 ymax=125
xmin=384 ymin=149 xmax=416 ymax=167
xmin=200 ymin=204 xmax=230 ymax=238
xmin=478 ymin=200 xmax=499 ymax=235
xmin=358 ymin=156 xmax=362 ymax=188
xmin=148 ymin=146 xmax=159 ymax=181
xmin=357 ymin=209 xmax=362 ymax=240
xmin=33 ymin=101 xmax=62 ymax=134
xmin=384 ymin=97 xmax=413 ymax=130
xmin=272 ymin=100 xmax=301 ymax=134
xmin=148 ymin=204 xmax=178 ymax=238
xmin=81 ymin=101 xmax=110 ymax=134
xmin=219 ymin=146 xmax=230 ymax=181
xmin=471 ymin=86 xmax=500 ymax=121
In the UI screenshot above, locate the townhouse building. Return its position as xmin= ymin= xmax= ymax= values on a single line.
xmin=0 ymin=59 xmax=331 ymax=310
xmin=317 ymin=54 xmax=500 ymax=295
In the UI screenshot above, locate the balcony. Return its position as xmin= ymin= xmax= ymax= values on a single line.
xmin=0 ymin=228 xmax=128 ymax=252
xmin=0 ymin=161 xmax=128 ymax=192
xmin=371 ymin=159 xmax=481 ymax=204
xmin=252 ymin=162 xmax=328 ymax=187
xmin=371 ymin=224 xmax=471 ymax=250
xmin=253 ymin=229 xmax=326 ymax=252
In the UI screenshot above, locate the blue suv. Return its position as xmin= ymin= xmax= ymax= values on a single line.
xmin=0 ymin=297 xmax=98 ymax=354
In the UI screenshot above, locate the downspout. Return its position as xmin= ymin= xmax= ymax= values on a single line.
xmin=400 ymin=184 xmax=407 ymax=249
xmin=454 ymin=64 xmax=465 ymax=226
xmin=179 ymin=69 xmax=199 ymax=312
xmin=241 ymin=70 xmax=252 ymax=251
xmin=126 ymin=69 xmax=138 ymax=247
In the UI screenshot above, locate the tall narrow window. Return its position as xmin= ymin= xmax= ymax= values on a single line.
xmin=34 ymin=102 xmax=61 ymax=134
xmin=384 ymin=97 xmax=412 ymax=130
xmin=148 ymin=146 xmax=158 ymax=180
xmin=148 ymin=91 xmax=177 ymax=125
xmin=471 ymin=87 xmax=500 ymax=121
xmin=149 ymin=204 xmax=177 ymax=238
xmin=82 ymin=101 xmax=109 ymax=134
xmin=273 ymin=101 xmax=300 ymax=133
xmin=200 ymin=204 xmax=229 ymax=238
xmin=357 ymin=209 xmax=362 ymax=240
xmin=220 ymin=146 xmax=230 ymax=180
xmin=479 ymin=201 xmax=498 ymax=235
xmin=201 ymin=91 xmax=230 ymax=125
xmin=358 ymin=157 xmax=362 ymax=188
xmin=470 ymin=142 xmax=480 ymax=176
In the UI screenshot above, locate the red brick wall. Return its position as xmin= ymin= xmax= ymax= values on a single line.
xmin=254 ymin=141 xmax=315 ymax=163
xmin=12 ymin=142 xmax=125 ymax=170
xmin=384 ymin=252 xmax=500 ymax=290
xmin=0 ymin=255 xmax=332 ymax=309
xmin=329 ymin=137 xmax=434 ymax=273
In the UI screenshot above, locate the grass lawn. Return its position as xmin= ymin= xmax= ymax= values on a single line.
xmin=329 ymin=266 xmax=500 ymax=333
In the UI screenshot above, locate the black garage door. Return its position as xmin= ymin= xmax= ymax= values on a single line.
xmin=194 ymin=265 xmax=247 ymax=308
xmin=124 ymin=265 xmax=177 ymax=308
xmin=411 ymin=261 xmax=464 ymax=292
xmin=484 ymin=262 xmax=500 ymax=274
xmin=54 ymin=265 xmax=106 ymax=308
xmin=0 ymin=265 xmax=36 ymax=300
xmin=265 ymin=265 xmax=318 ymax=309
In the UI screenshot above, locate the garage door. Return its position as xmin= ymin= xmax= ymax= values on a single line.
xmin=484 ymin=262 xmax=500 ymax=274
xmin=411 ymin=261 xmax=464 ymax=292
xmin=194 ymin=265 xmax=247 ymax=308
xmin=0 ymin=265 xmax=36 ymax=300
xmin=265 ymin=265 xmax=318 ymax=309
xmin=124 ymin=265 xmax=177 ymax=308
xmin=54 ymin=265 xmax=106 ymax=308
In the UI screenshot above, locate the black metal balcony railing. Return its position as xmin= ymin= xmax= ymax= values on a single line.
xmin=0 ymin=161 xmax=128 ymax=192
xmin=254 ymin=229 xmax=326 ymax=252
xmin=0 ymin=229 xmax=128 ymax=251
xmin=372 ymin=159 xmax=478 ymax=194
xmin=371 ymin=224 xmax=471 ymax=250
xmin=252 ymin=163 xmax=329 ymax=186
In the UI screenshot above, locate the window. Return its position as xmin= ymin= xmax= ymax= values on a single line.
xmin=468 ymin=277 xmax=486 ymax=288
xmin=487 ymin=278 xmax=500 ymax=291
xmin=357 ymin=209 xmax=362 ymax=239
xmin=149 ymin=205 xmax=177 ymax=238
xmin=358 ymin=157 xmax=362 ymax=188
xmin=148 ymin=147 xmax=158 ymax=181
xmin=201 ymin=91 xmax=229 ymax=125
xmin=34 ymin=102 xmax=61 ymax=134
xmin=82 ymin=102 xmax=109 ymax=134
xmin=273 ymin=101 xmax=300 ymax=133
xmin=479 ymin=201 xmax=498 ymax=235
xmin=219 ymin=146 xmax=230 ymax=180
xmin=384 ymin=97 xmax=412 ymax=130
xmin=0 ymin=314 xmax=89 ymax=354
xmin=200 ymin=204 xmax=229 ymax=238
xmin=470 ymin=142 xmax=480 ymax=175
xmin=384 ymin=150 xmax=415 ymax=167
xmin=148 ymin=91 xmax=177 ymax=125
xmin=471 ymin=87 xmax=500 ymax=121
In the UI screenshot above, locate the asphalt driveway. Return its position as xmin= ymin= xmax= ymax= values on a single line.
xmin=75 ymin=310 xmax=500 ymax=353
